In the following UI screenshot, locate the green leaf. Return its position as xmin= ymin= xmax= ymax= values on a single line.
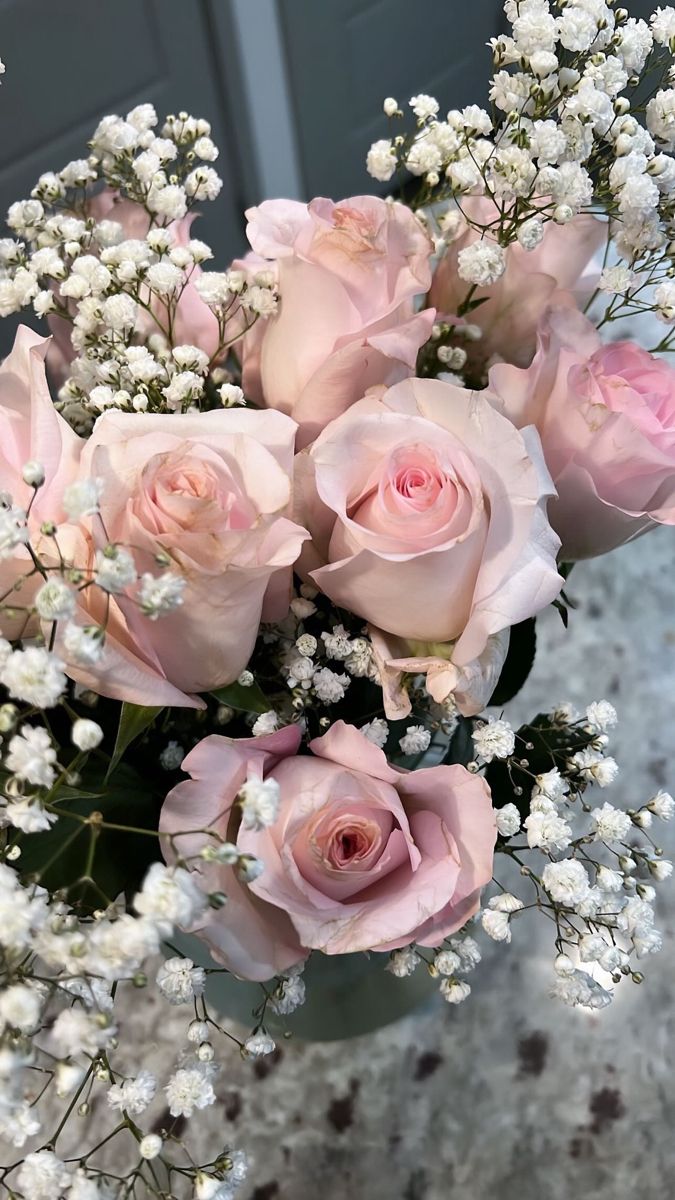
xmin=442 ymin=716 xmax=475 ymax=766
xmin=18 ymin=762 xmax=162 ymax=910
xmin=210 ymin=680 xmax=270 ymax=715
xmin=106 ymin=703 xmax=164 ymax=781
xmin=489 ymin=618 xmax=537 ymax=707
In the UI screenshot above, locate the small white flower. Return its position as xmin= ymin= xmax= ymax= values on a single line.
xmin=156 ymin=956 xmax=207 ymax=1005
xmin=16 ymin=1151 xmax=71 ymax=1200
xmin=134 ymin=863 xmax=207 ymax=935
xmin=598 ymin=265 xmax=636 ymax=295
xmin=439 ymin=978 xmax=471 ymax=1004
xmin=386 ymin=947 xmax=419 ymax=977
xmin=101 ymin=292 xmax=137 ymax=331
xmin=0 ymin=646 xmax=66 ymax=707
xmin=517 ymin=217 xmax=544 ymax=251
xmin=239 ymin=776 xmax=280 ymax=830
xmin=399 ymin=725 xmax=431 ymax=755
xmin=94 ymin=546 xmax=137 ymax=593
xmin=596 ymin=865 xmax=624 ymax=893
xmin=270 ymin=974 xmax=306 ymax=1015
xmin=648 ymin=858 xmax=673 ymax=883
xmin=107 ymin=1069 xmax=157 ymax=1115
xmin=6 ymin=725 xmax=57 ymax=787
xmin=481 ymin=908 xmax=512 ymax=942
xmin=571 ymin=748 xmax=619 ymax=788
xmin=0 ymin=982 xmax=42 ymax=1031
xmin=0 ymin=502 xmax=28 ymax=557
xmin=35 ymin=578 xmax=76 ymax=622
xmin=22 ymin=459 xmax=45 ymax=488
xmin=71 ymin=718 xmax=104 ymax=752
xmin=5 ymin=797 xmax=56 ymax=833
xmin=62 ymin=477 xmax=104 ymax=521
xmin=139 ymin=1134 xmax=163 ymax=1160
xmin=495 ymin=803 xmax=521 ymax=837
xmin=409 ymin=93 xmax=439 ymax=121
xmin=252 ymin=711 xmax=279 ymax=737
xmin=63 ymin=623 xmax=105 ymax=666
xmin=524 ymin=808 xmax=573 ymax=851
xmin=165 ymin=1066 xmax=215 ymax=1117
xmin=219 ymin=383 xmax=245 ymax=407
xmin=360 ymin=718 xmax=389 ymax=749
xmin=244 ymin=1031 xmax=276 ymax=1057
xmin=433 ymin=950 xmax=461 ymax=976
xmin=648 ymin=790 xmax=675 ymax=820
xmin=138 ymin=571 xmax=186 ymax=619
xmin=457 ymin=240 xmax=506 ymax=287
xmin=366 ymin=138 xmax=397 ymax=182
xmin=313 ymin=667 xmax=349 ymax=703
xmin=52 ymin=1007 xmax=115 ymax=1058
xmin=321 ymin=625 xmax=353 ymax=660
xmin=585 ymin=700 xmax=617 ymax=732
xmin=591 ymin=802 xmax=632 ymax=843
xmin=472 ymin=717 xmax=515 ymax=763
xmin=542 ymin=859 xmax=590 ymax=907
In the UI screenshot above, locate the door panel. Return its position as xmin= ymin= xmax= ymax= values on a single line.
xmin=277 ymin=0 xmax=506 ymax=198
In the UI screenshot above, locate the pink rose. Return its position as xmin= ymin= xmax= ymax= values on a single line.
xmin=67 ymin=408 xmax=308 ymax=706
xmin=0 ymin=327 xmax=83 ymax=636
xmin=47 ymin=190 xmax=220 ymax=384
xmin=488 ymin=305 xmax=675 ymax=560
xmin=295 ymin=377 xmax=562 ymax=716
xmin=160 ymin=722 xmax=496 ymax=979
xmin=242 ymin=196 xmax=436 ymax=446
xmin=430 ymin=198 xmax=604 ymax=376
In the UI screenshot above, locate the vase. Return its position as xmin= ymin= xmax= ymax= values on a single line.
xmin=167 ymin=930 xmax=439 ymax=1042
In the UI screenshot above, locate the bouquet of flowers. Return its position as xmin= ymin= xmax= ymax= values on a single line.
xmin=1 ymin=1 xmax=675 ymax=1194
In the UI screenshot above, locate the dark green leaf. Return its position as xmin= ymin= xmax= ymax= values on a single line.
xmin=106 ymin=703 xmax=164 ymax=781
xmin=210 ymin=680 xmax=270 ymax=715
xmin=18 ymin=763 xmax=162 ymax=910
xmin=489 ymin=618 xmax=537 ymax=707
xmin=442 ymin=716 xmax=475 ymax=766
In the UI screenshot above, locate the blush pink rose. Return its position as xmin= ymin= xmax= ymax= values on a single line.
xmin=160 ymin=721 xmax=496 ymax=979
xmin=66 ymin=408 xmax=308 ymax=707
xmin=295 ymin=377 xmax=562 ymax=716
xmin=430 ymin=198 xmax=604 ymax=376
xmin=488 ymin=305 xmax=675 ymax=560
xmin=241 ymin=195 xmax=436 ymax=446
xmin=0 ymin=327 xmax=83 ymax=637
xmin=47 ymin=190 xmax=220 ymax=384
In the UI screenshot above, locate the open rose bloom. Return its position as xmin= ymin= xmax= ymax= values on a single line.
xmin=488 ymin=306 xmax=675 ymax=560
xmin=241 ymin=195 xmax=436 ymax=446
xmin=161 ymin=722 xmax=496 ymax=979
xmin=65 ymin=408 xmax=308 ymax=705
xmin=296 ymin=376 xmax=562 ymax=715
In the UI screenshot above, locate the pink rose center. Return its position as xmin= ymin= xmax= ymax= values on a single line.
xmin=138 ymin=448 xmax=256 ymax=534
xmin=348 ymin=443 xmax=477 ymax=547
xmin=313 ymin=807 xmax=391 ymax=871
xmin=290 ymin=796 xmax=411 ymax=902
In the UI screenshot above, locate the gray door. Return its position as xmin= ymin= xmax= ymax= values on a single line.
xmin=0 ymin=0 xmax=255 ymax=352
xmin=276 ymin=0 xmax=506 ymax=198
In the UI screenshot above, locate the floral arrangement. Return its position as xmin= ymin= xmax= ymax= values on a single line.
xmin=1 ymin=1 xmax=675 ymax=1195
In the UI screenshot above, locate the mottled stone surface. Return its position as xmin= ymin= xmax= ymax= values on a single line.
xmin=5 ymin=530 xmax=675 ymax=1199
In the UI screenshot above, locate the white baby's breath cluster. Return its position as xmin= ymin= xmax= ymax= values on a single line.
xmin=367 ymin=2 xmax=675 ymax=348
xmin=0 ymin=105 xmax=278 ymax=429
xmin=382 ymin=700 xmax=671 ymax=1012
xmin=475 ymin=702 xmax=672 ymax=1009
